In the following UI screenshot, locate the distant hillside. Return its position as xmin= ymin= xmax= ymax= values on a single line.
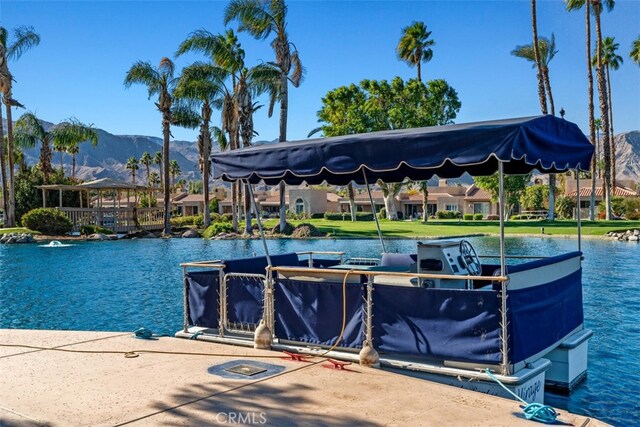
xmin=615 ymin=131 xmax=640 ymax=182
xmin=3 ymin=118 xmax=200 ymax=182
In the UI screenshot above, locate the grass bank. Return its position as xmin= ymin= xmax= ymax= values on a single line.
xmin=261 ymin=219 xmax=640 ymax=238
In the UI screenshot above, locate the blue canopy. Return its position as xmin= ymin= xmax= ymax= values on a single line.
xmin=211 ymin=115 xmax=593 ymax=185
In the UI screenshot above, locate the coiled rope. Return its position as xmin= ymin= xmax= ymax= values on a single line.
xmin=484 ymin=369 xmax=558 ymax=424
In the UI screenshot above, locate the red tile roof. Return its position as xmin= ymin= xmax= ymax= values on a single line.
xmin=566 ymin=187 xmax=638 ymax=197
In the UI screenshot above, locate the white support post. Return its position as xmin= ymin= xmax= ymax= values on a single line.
xmin=498 ymin=161 xmax=509 ymax=375
xmin=362 ymin=170 xmax=386 ymax=253
xmin=247 ymin=181 xmax=271 ymax=266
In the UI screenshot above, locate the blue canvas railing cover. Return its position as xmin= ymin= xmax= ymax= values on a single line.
xmin=186 ymin=271 xmax=220 ymax=329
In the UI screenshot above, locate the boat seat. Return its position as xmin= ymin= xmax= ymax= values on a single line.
xmin=380 ymin=253 xmax=417 ymax=272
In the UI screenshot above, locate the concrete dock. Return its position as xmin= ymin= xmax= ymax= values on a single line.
xmin=0 ymin=329 xmax=605 ymax=426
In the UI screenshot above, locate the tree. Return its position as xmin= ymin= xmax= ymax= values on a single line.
xmin=124 ymin=58 xmax=178 ymax=235
xmin=153 ymin=151 xmax=163 ymax=190
xmin=313 ymin=77 xmax=461 ymax=219
xmin=397 ymin=21 xmax=435 ymax=82
xmin=512 ymin=33 xmax=558 ymax=220
xmin=169 ymin=159 xmax=181 ymax=192
xmin=597 ymin=36 xmax=623 ymax=190
xmin=225 ymin=0 xmax=304 ymax=233
xmin=530 ymin=0 xmax=548 ymax=115
xmin=565 ymin=0 xmax=597 ymax=220
xmin=54 ymin=118 xmax=98 ymax=180
xmin=520 ymin=184 xmax=549 ymax=210
xmin=139 ymin=152 xmax=152 ymax=187
xmin=14 ymin=114 xmax=97 ymax=181
xmin=631 ymin=36 xmax=640 ymax=65
xmin=0 ymin=25 xmax=40 ymax=227
xmin=475 ymin=173 xmax=532 ymax=218
xmin=592 ymin=0 xmax=615 ymax=220
xmin=511 ymin=33 xmax=558 ymax=116
xmin=419 ymin=180 xmax=430 ymax=221
xmin=125 ymin=156 xmax=139 ymax=185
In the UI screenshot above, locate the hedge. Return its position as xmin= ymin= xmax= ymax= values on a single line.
xmin=21 ymin=208 xmax=72 ymax=235
xmin=324 ymin=212 xmax=374 ymax=221
xmin=170 ymin=214 xmax=204 ymax=228
xmin=435 ymin=211 xmax=459 ymax=219
xmin=80 ymin=225 xmax=114 ymax=235
xmin=203 ymin=222 xmax=235 ymax=238
xmin=474 ymin=214 xmax=483 ymax=220
xmin=463 ymin=214 xmax=474 ymax=221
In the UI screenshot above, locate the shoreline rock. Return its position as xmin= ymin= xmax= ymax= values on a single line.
xmin=606 ymin=229 xmax=640 ymax=242
xmin=0 ymin=233 xmax=37 ymax=244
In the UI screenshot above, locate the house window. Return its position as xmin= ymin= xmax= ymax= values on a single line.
xmin=445 ymin=204 xmax=458 ymax=212
xmin=295 ymin=198 xmax=305 ymax=214
xmin=192 ymin=206 xmax=199 ymax=215
xmin=473 ymin=203 xmax=489 ymax=215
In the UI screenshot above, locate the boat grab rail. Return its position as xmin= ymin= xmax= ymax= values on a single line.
xmin=478 ymin=255 xmax=548 ymax=259
xmin=180 ymin=261 xmax=226 ymax=269
xmin=267 ymin=265 xmax=509 ymax=283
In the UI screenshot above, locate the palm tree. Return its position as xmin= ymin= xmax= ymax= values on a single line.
xmin=54 ymin=118 xmax=98 ymax=180
xmin=598 ymin=36 xmax=623 ymax=190
xmin=126 ymin=156 xmax=139 ymax=185
xmin=397 ymin=21 xmax=435 ymax=82
xmin=14 ymin=114 xmax=97 ymax=181
xmin=169 ymin=160 xmax=181 ymax=192
xmin=139 ymin=152 xmax=152 ymax=188
xmin=0 ymin=26 xmax=40 ymax=227
xmin=173 ymin=61 xmax=226 ymax=228
xmin=631 ymin=36 xmax=640 ymax=65
xmin=14 ymin=112 xmax=55 ymax=179
xmin=419 ymin=181 xmax=429 ymax=222
xmin=153 ymin=151 xmax=163 ymax=190
xmin=124 ymin=58 xmax=178 ymax=235
xmin=225 ymin=0 xmax=304 ymax=233
xmin=566 ymin=0 xmax=597 ymax=220
xmin=530 ymin=0 xmax=548 ymax=115
xmin=149 ymin=171 xmax=160 ymax=187
xmin=593 ymin=0 xmax=615 ymax=220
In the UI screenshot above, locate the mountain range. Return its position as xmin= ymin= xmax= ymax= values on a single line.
xmin=3 ymin=119 xmax=640 ymax=185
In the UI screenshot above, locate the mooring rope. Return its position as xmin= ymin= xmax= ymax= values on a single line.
xmin=485 ymin=369 xmax=558 ymax=424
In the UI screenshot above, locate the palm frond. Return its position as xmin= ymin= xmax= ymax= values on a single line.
xmin=176 ymin=29 xmax=217 ymax=57
xmin=14 ymin=112 xmax=45 ymax=149
xmin=224 ymin=0 xmax=274 ymax=40
xmin=172 ymin=104 xmax=201 ymax=129
xmin=158 ymin=57 xmax=175 ymax=78
xmin=564 ymin=0 xmax=585 ymax=12
xmin=307 ymin=127 xmax=323 ymax=138
xmin=211 ymin=126 xmax=229 ymax=151
xmin=52 ymin=118 xmax=99 ymax=148
xmin=0 ymin=27 xmax=8 ymax=48
xmin=8 ymin=26 xmax=40 ymax=61
xmin=289 ymin=48 xmax=304 ymax=87
xmin=124 ymin=61 xmax=162 ymax=98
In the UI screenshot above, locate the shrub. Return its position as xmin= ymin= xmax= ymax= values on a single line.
xmin=220 ymin=213 xmax=232 ymax=222
xmin=203 ymin=222 xmax=236 ymax=239
xmin=324 ymin=212 xmax=347 ymax=220
xmin=209 ymin=213 xmax=221 ymax=223
xmin=311 ymin=213 xmax=324 ymax=219
xmin=556 ymin=195 xmax=576 ymax=219
xmin=170 ymin=214 xmax=204 ymax=228
xmin=623 ymin=198 xmax=640 ymax=220
xmin=270 ymin=222 xmax=295 ymax=235
xmin=291 ymin=223 xmax=324 ymax=238
xmin=436 ymin=211 xmax=458 ymax=219
xmin=378 ymin=207 xmax=386 ymax=219
xmin=21 ymin=208 xmax=73 ymax=235
xmin=463 ymin=214 xmax=473 ymax=221
xmin=355 ymin=212 xmax=374 ymax=221
xmin=474 ymin=214 xmax=483 ymax=220
xmin=486 ymin=214 xmax=499 ymax=220
xmin=80 ymin=225 xmax=114 ymax=235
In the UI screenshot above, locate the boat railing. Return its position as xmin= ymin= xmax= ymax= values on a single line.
xmin=296 ymin=251 xmax=346 ymax=267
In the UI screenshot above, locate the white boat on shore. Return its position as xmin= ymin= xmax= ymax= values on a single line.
xmin=177 ymin=116 xmax=595 ymax=404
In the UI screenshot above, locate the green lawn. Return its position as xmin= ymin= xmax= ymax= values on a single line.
xmin=0 ymin=227 xmax=40 ymax=235
xmin=261 ymin=218 xmax=640 ymax=238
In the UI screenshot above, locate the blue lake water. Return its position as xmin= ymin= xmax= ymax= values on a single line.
xmin=1 ymin=236 xmax=638 ymax=425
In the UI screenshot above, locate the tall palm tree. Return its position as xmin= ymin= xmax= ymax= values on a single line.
xmin=598 ymin=36 xmax=623 ymax=190
xmin=54 ymin=118 xmax=98 ymax=180
xmin=126 ymin=156 xmax=139 ymax=185
xmin=0 ymin=26 xmax=40 ymax=227
xmin=124 ymin=57 xmax=178 ymax=235
xmin=419 ymin=181 xmax=430 ymax=222
xmin=178 ymin=28 xmax=244 ymax=231
xmin=169 ymin=159 xmax=181 ymax=192
xmin=225 ymin=0 xmax=304 ymax=233
xmin=397 ymin=21 xmax=435 ymax=82
xmin=139 ymin=152 xmax=152 ymax=188
xmin=512 ymin=33 xmax=558 ymax=219
xmin=592 ymin=0 xmax=615 ymax=220
xmin=174 ymin=61 xmax=226 ymax=228
xmin=566 ymin=0 xmax=597 ymax=220
xmin=631 ymin=36 xmax=640 ymax=65
xmin=530 ymin=0 xmax=548 ymax=116
xmin=153 ymin=151 xmax=163 ymax=190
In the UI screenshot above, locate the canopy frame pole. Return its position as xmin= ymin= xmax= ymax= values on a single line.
xmin=246 ymin=181 xmax=271 ymax=266
xmin=498 ymin=161 xmax=510 ymax=375
xmin=362 ymin=170 xmax=386 ymax=253
xmin=576 ymin=171 xmax=582 ymax=253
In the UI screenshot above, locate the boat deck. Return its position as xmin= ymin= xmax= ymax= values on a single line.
xmin=0 ymin=329 xmax=606 ymax=426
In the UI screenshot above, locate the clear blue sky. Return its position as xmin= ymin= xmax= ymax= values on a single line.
xmin=1 ymin=0 xmax=639 ymax=143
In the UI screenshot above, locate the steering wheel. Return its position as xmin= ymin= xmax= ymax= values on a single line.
xmin=459 ymin=240 xmax=482 ymax=276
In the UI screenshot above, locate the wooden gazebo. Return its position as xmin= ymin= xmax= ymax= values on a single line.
xmin=36 ymin=178 xmax=164 ymax=233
